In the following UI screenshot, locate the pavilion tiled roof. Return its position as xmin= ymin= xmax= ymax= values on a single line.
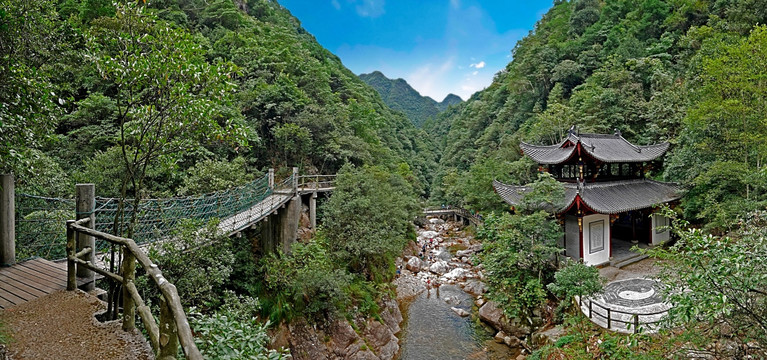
xmin=493 ymin=179 xmax=681 ymax=214
xmin=520 ymin=132 xmax=669 ymax=164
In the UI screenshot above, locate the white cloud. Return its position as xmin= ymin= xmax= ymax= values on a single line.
xmin=472 ymin=71 xmax=478 ymax=76
xmin=354 ymin=0 xmax=385 ymax=18
xmin=331 ymin=0 xmax=341 ymax=10
xmin=470 ymin=61 xmax=485 ymax=69
xmin=406 ymin=57 xmax=455 ymax=100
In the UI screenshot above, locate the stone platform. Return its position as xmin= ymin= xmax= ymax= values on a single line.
xmin=577 ymin=278 xmax=671 ymax=334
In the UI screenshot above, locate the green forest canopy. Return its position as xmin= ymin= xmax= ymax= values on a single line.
xmin=428 ymin=0 xmax=767 ymax=232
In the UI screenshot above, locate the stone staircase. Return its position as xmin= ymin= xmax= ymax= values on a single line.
xmin=611 ymin=253 xmax=648 ymax=268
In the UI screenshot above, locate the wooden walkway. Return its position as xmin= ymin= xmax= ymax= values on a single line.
xmin=0 ymin=258 xmax=81 ymax=310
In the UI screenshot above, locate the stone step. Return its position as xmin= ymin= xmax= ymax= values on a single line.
xmin=612 ymin=254 xmax=648 ymax=269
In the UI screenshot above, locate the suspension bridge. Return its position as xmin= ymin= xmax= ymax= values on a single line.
xmin=0 ymin=169 xmax=335 ymax=359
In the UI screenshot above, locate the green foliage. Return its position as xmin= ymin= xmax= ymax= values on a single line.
xmin=179 ymin=157 xmax=251 ymax=195
xmin=430 ymin=0 xmax=767 ymax=220
xmin=146 ymin=219 xmax=234 ymax=309
xmin=322 ymin=164 xmax=418 ymax=280
xmin=189 ymin=293 xmax=284 ymax=360
xmin=0 ymin=0 xmax=64 ymax=174
xmin=477 ymin=211 xmax=562 ymax=318
xmin=667 ymin=25 xmax=767 ymax=232
xmin=547 ymin=260 xmax=604 ymax=302
xmin=86 ymin=3 xmax=247 ymax=227
xmin=644 ymin=208 xmax=767 ymax=350
xmin=260 ymin=238 xmax=352 ymax=322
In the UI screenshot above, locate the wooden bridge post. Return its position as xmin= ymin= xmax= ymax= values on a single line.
xmin=76 ymin=183 xmax=95 ymax=291
xmin=0 ymin=174 xmax=15 ymax=266
xmin=310 ymin=192 xmax=317 ymax=229
xmin=268 ymin=168 xmax=274 ymax=190
xmin=66 ymin=220 xmax=77 ymax=291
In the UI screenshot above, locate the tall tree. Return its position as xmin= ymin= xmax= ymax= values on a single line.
xmin=85 ymin=3 xmax=246 ymax=235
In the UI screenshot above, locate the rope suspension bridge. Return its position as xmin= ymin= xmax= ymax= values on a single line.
xmin=12 ymin=170 xmax=335 ymax=262
xmin=0 ymin=170 xmax=336 ymax=359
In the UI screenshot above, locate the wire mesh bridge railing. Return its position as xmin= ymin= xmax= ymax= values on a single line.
xmin=14 ymin=171 xmax=313 ymax=262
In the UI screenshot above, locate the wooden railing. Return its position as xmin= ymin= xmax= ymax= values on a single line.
xmin=297 ymin=174 xmax=336 ymax=190
xmin=66 ymin=218 xmax=202 ymax=359
xmin=576 ymin=295 xmax=668 ymax=333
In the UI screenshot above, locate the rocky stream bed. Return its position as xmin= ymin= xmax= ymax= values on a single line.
xmin=274 ymin=218 xmax=561 ymax=360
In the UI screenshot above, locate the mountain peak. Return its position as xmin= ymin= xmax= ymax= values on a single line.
xmin=438 ymin=94 xmax=463 ymax=110
xmin=359 ymin=71 xmax=443 ymax=127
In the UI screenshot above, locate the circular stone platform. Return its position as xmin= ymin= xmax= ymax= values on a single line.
xmin=578 ymin=278 xmax=671 ymax=334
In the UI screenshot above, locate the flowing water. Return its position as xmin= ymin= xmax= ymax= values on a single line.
xmin=396 ymin=284 xmax=518 ymax=360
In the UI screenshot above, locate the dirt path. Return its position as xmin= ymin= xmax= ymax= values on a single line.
xmin=0 ymin=290 xmax=152 ymax=359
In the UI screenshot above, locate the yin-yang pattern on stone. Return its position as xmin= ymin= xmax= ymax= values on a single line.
xmin=602 ymin=278 xmax=663 ymax=307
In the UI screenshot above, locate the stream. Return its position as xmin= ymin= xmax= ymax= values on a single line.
xmin=394 ymin=219 xmax=519 ymax=360
xmin=397 ymin=285 xmax=516 ymax=360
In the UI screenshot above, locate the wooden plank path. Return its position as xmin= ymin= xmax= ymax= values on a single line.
xmin=217 ymin=192 xmax=293 ymax=236
xmin=0 ymin=258 xmax=87 ymax=310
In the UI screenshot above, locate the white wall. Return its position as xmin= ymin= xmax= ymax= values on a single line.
xmin=582 ymin=214 xmax=610 ymax=266
xmin=651 ymin=214 xmax=670 ymax=245
xmin=565 ymin=215 xmax=580 ymax=260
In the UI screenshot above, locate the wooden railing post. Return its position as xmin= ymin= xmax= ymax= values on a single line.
xmin=159 ymin=296 xmax=179 ymax=360
xmin=268 ymin=168 xmax=274 ymax=190
xmin=76 ymin=183 xmax=95 ymax=290
xmin=66 ymin=220 xmax=77 ymax=290
xmin=122 ymin=250 xmax=136 ymax=331
xmin=588 ymin=299 xmax=593 ymax=318
xmin=0 ymin=174 xmax=15 ymax=266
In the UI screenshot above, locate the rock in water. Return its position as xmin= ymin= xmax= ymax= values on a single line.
xmin=420 ymin=230 xmax=439 ymax=239
xmin=434 ymin=249 xmax=452 ymax=261
xmin=429 ymin=218 xmax=446 ymax=225
xmin=478 ymin=301 xmax=505 ymax=331
xmin=463 ymin=280 xmax=487 ymax=296
xmin=451 ymin=307 xmax=470 ymax=317
xmin=443 ymin=268 xmax=468 ymax=280
xmin=406 ymin=257 xmax=422 ymax=273
xmin=429 ymin=260 xmax=449 ymax=275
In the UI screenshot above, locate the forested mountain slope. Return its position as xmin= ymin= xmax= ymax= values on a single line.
xmin=360 ymin=70 xmax=462 ymax=127
xmin=433 ymin=0 xmax=767 ymax=231
xmin=1 ymin=0 xmax=438 ymax=198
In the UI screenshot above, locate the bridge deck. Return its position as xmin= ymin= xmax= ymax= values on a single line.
xmin=218 ymin=193 xmax=293 ymax=236
xmin=0 ymin=258 xmax=87 ymax=309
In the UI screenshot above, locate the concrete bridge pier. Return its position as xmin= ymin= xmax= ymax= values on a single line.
xmin=259 ymin=168 xmax=301 ymax=254
xmin=309 ymin=192 xmax=317 ymax=229
xmin=259 ymin=197 xmax=301 ymax=254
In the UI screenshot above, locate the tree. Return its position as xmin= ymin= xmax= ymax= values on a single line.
xmin=0 ymin=0 xmax=62 ymax=174
xmin=646 ymin=209 xmax=767 ymax=357
xmin=478 ymin=210 xmax=563 ymax=318
xmin=85 ymin=3 xmax=247 ymax=235
xmin=321 ymin=164 xmax=418 ymax=281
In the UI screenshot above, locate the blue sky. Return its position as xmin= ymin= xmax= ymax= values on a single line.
xmin=279 ymin=0 xmax=554 ymax=101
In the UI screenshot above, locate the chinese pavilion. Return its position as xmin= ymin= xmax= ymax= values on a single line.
xmin=493 ymin=126 xmax=680 ymax=266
